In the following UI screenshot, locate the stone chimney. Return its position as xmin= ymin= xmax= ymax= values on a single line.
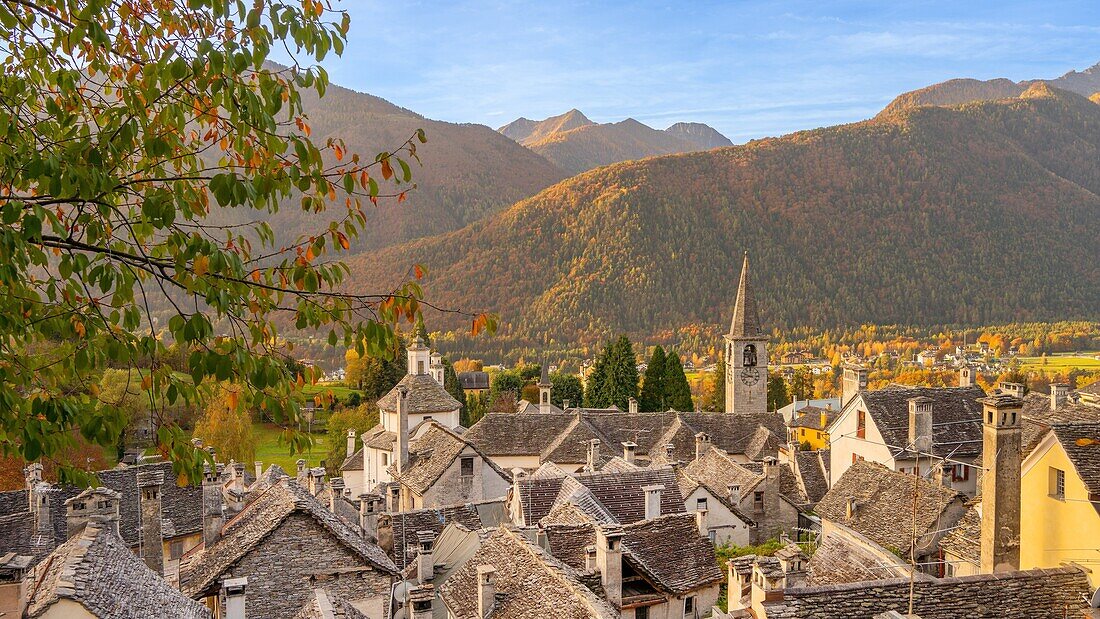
xmin=202 ymin=464 xmax=224 ymax=547
xmin=979 ymin=394 xmax=1023 ymax=574
xmin=628 ymin=397 xmax=638 ymax=415
xmin=346 ymin=429 xmax=357 ymax=462
xmin=694 ymin=432 xmax=711 ymax=461
xmin=907 ymin=396 xmax=933 ymax=454
xmin=397 ymin=385 xmax=410 ymax=474
xmin=388 ymin=485 xmax=401 ymax=513
xmin=999 ymin=382 xmax=1026 ymax=399
xmin=476 ymin=565 xmax=496 ymax=619
xmin=222 ymin=576 xmax=247 ymax=619
xmin=562 ymin=399 xmax=571 ymax=410
xmin=329 ymin=478 xmax=345 ymax=512
xmin=595 ymin=525 xmax=623 ymax=608
xmin=254 ymin=461 xmax=263 ymax=479
xmin=430 ymin=351 xmax=445 ymax=385
xmin=664 ymin=443 xmax=675 ymax=462
xmin=584 ymin=544 xmax=598 ymax=571
xmin=696 ymin=508 xmax=709 ymax=536
xmin=622 ymin=441 xmax=637 ymax=464
xmin=538 ymin=364 xmax=552 ymax=414
xmin=1050 ymin=383 xmax=1070 ymax=411
xmin=845 ymin=496 xmax=858 ymax=521
xmin=25 ymin=464 xmax=53 ymax=537
xmin=586 ymin=439 xmax=601 ymax=472
xmin=409 ymin=583 xmax=434 ymax=619
xmin=64 ymin=487 xmax=121 ymax=538
xmin=296 ymin=458 xmax=307 ymax=480
xmin=842 ymin=365 xmax=868 ymax=407
xmin=643 ymin=484 xmax=663 ymax=520
xmin=728 ymin=484 xmax=742 ymax=505
xmin=959 ymin=365 xmax=975 ymax=388
xmin=136 ymin=469 xmax=165 ymax=574
xmin=416 ymin=530 xmax=436 ymax=584
xmin=359 ymin=493 xmax=382 ymax=539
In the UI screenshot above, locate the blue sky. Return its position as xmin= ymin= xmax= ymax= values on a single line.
xmin=298 ymin=1 xmax=1100 ymax=142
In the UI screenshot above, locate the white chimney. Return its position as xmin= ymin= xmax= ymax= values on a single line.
xmin=409 ymin=583 xmax=435 ymax=619
xmin=254 ymin=461 xmax=263 ymax=479
xmin=728 ymin=484 xmax=742 ymax=505
xmin=584 ymin=545 xmax=598 ymax=571
xmin=563 ymin=399 xmax=572 ymax=410
xmin=397 ymin=385 xmax=410 ymax=473
xmin=842 ymin=365 xmax=868 ymax=407
xmin=595 ymin=526 xmax=623 ymax=608
xmin=346 ymin=429 xmax=357 ymax=461
xmin=477 ymin=565 xmax=496 ymax=618
xmin=222 ymin=577 xmax=247 ymax=619
xmin=999 ymin=382 xmax=1025 ymax=399
xmin=696 ymin=508 xmax=709 ymax=536
xmin=845 ymin=496 xmax=857 ymax=521
xmin=664 ymin=443 xmax=675 ymax=462
xmin=1050 ymin=383 xmax=1070 ymax=411
xmin=359 ymin=493 xmax=381 ymax=539
xmin=908 ymin=397 xmax=933 ymax=454
xmin=643 ymin=484 xmax=663 ymax=520
xmin=622 ymin=441 xmax=637 ymax=464
xmin=416 ymin=530 xmax=435 ymax=584
xmin=628 ymin=397 xmax=638 ymax=415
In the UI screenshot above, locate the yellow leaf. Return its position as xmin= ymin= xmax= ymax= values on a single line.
xmin=141 ymin=375 xmax=152 ymax=390
xmin=194 ymin=255 xmax=209 ymax=276
xmin=227 ymin=390 xmax=239 ymax=411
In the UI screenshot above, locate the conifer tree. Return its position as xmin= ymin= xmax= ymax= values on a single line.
xmin=638 ymin=346 xmax=667 ymax=412
xmin=584 ymin=341 xmax=612 ymax=407
xmin=604 ymin=336 xmax=640 ymax=410
xmin=663 ymin=352 xmax=694 ymax=412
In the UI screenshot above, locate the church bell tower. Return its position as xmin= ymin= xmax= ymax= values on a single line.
xmin=725 ymin=252 xmax=768 ymax=415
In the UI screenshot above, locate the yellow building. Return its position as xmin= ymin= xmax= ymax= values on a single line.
xmin=787 ymin=405 xmax=836 ymax=450
xmin=1021 ymin=422 xmax=1100 ymax=586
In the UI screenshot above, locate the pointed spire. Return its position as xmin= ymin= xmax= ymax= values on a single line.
xmin=538 ymin=360 xmax=551 ymax=387
xmin=728 ymin=251 xmax=763 ymax=338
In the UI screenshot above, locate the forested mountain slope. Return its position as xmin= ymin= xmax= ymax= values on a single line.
xmin=254 ymin=78 xmax=567 ymax=252
xmin=882 ymin=61 xmax=1100 ymax=114
xmin=348 ymin=85 xmax=1100 ymax=343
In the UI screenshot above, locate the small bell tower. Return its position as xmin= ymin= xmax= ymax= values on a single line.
xmin=725 ymin=252 xmax=768 ymax=415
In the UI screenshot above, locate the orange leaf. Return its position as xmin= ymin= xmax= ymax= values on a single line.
xmin=141 ymin=375 xmax=152 ymax=390
xmin=413 ymin=264 xmax=424 ymax=280
xmin=380 ymin=158 xmax=393 ymax=180
xmin=227 ymin=390 xmax=239 ymax=411
xmin=338 ymin=233 xmax=349 ymax=250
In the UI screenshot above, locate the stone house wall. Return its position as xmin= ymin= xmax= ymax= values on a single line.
xmin=220 ymin=513 xmax=391 ymax=619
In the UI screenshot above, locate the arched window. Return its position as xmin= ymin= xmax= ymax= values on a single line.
xmin=743 ymin=344 xmax=757 ymax=367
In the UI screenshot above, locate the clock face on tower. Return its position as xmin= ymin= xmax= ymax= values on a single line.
xmin=740 ymin=367 xmax=761 ymax=386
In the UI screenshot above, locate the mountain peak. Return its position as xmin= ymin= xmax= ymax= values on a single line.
xmin=664 ymin=122 xmax=733 ymax=149
xmin=1021 ymin=82 xmax=1059 ymax=99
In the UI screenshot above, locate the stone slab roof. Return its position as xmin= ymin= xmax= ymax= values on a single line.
xmin=438 ymin=526 xmax=619 ymax=619
xmin=860 ymin=386 xmax=986 ymax=458
xmin=388 ymin=422 xmax=508 ymax=496
xmin=807 ymin=531 xmax=912 ymax=586
xmin=292 ymin=588 xmax=368 ymax=619
xmin=545 ymin=514 xmax=723 ymax=596
xmin=1052 ymin=422 xmax=1100 ymax=496
xmin=457 ymin=371 xmax=489 ymax=391
xmin=386 ymin=499 xmax=508 ymax=570
xmin=789 ymin=406 xmax=839 ymax=431
xmin=377 ymin=373 xmax=461 ymax=414
xmin=515 ymin=467 xmax=684 ymax=525
xmin=465 ymin=410 xmax=785 ymax=464
xmin=816 ymin=460 xmax=966 ymax=555
xmin=762 ymin=566 xmax=1091 ymax=619
xmin=179 ymin=480 xmax=396 ymax=598
xmin=794 ymin=451 xmax=829 ymax=504
xmin=1020 ymin=393 xmax=1100 ymax=457
xmin=23 ymin=522 xmax=211 ymax=619
xmin=939 ymin=499 xmax=980 ymax=566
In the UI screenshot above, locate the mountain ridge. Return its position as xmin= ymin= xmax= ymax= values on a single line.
xmin=348 ymin=86 xmax=1100 ymax=344
xmin=496 ymin=110 xmax=732 ymax=174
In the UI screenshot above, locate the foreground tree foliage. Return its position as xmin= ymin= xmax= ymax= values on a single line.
xmin=0 ymin=0 xmax=494 ymax=485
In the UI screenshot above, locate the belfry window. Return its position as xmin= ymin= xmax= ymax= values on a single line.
xmin=743 ymin=344 xmax=757 ymax=367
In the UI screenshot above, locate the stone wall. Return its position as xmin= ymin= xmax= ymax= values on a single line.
xmin=222 ymin=513 xmax=391 ymax=619
xmin=419 ymin=448 xmax=509 ymax=509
